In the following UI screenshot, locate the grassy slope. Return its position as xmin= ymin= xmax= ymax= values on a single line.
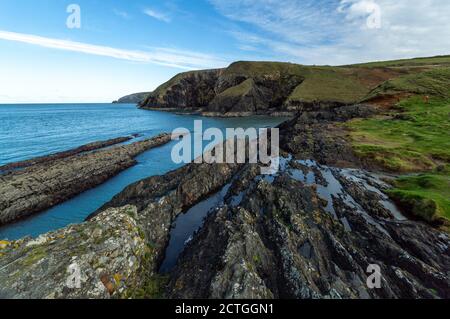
xmin=345 ymin=66 xmax=450 ymax=226
xmin=217 ymin=78 xmax=254 ymax=97
xmin=350 ymin=55 xmax=450 ymax=68
xmin=223 ymin=61 xmax=401 ymax=104
xmin=287 ymin=67 xmax=370 ymax=104
xmin=146 ymin=61 xmax=402 ymax=106
xmin=365 ymin=67 xmax=450 ymax=100
xmin=347 ymin=97 xmax=450 ymax=171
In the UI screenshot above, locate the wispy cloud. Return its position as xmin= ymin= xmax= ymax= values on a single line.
xmin=113 ymin=9 xmax=130 ymax=19
xmin=0 ymin=30 xmax=228 ymax=70
xmin=210 ymin=0 xmax=450 ymax=65
xmin=143 ymin=8 xmax=171 ymax=23
xmin=145 ymin=47 xmax=228 ymax=69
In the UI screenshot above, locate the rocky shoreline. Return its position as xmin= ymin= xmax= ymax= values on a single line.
xmin=0 ymin=103 xmax=448 ymax=299
xmin=143 ymin=106 xmax=295 ymax=118
xmin=0 ymin=133 xmax=171 ymax=226
xmin=0 ymin=136 xmax=135 ymax=173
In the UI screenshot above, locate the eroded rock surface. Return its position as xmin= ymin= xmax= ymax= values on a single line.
xmin=166 ymin=162 xmax=450 ymax=299
xmin=1 ymin=156 xmax=448 ymax=299
xmin=278 ymin=104 xmax=377 ymax=167
xmin=140 ymin=63 xmax=306 ymax=116
xmin=0 ymin=161 xmax=243 ymax=299
xmin=0 ymin=206 xmax=147 ymax=299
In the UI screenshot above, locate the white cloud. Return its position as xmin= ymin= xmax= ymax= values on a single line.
xmin=0 ymin=30 xmax=227 ymax=70
xmin=113 ymin=9 xmax=130 ymax=19
xmin=145 ymin=47 xmax=228 ymax=69
xmin=143 ymin=8 xmax=171 ymax=23
xmin=210 ymin=0 xmax=450 ymax=65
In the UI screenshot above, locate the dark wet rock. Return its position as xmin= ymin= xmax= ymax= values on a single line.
xmin=0 ymin=133 xmax=171 ymax=226
xmin=1 ymin=98 xmax=448 ymax=299
xmin=88 ymin=158 xmax=243 ymax=272
xmin=166 ymin=166 xmax=450 ymax=299
xmin=1 ymin=152 xmax=448 ymax=299
xmin=0 ymin=159 xmax=243 ymax=299
xmin=334 ymin=173 xmax=394 ymax=219
xmin=278 ymin=104 xmax=377 ymax=168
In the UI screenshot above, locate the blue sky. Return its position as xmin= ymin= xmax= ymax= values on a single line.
xmin=1 ymin=0 xmax=449 ymax=103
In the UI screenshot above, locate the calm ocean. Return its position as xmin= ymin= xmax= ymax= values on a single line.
xmin=0 ymin=103 xmax=286 ymax=240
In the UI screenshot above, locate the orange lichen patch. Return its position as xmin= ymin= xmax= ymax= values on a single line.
xmin=100 ymin=274 xmax=116 ymax=295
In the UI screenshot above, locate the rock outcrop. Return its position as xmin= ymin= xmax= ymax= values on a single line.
xmin=0 ymin=133 xmax=171 ymax=226
xmin=0 ymin=160 xmax=244 ymax=298
xmin=166 ymin=163 xmax=449 ymax=299
xmin=0 ymin=136 xmax=133 ymax=173
xmin=0 ymin=206 xmax=147 ymax=299
xmin=277 ymin=104 xmax=378 ymax=167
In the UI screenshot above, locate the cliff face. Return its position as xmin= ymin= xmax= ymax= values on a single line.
xmin=140 ymin=62 xmax=307 ymax=116
xmin=141 ymin=69 xmax=223 ymax=112
xmin=138 ymin=61 xmax=416 ymax=116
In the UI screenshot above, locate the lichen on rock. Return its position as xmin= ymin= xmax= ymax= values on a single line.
xmin=0 ymin=205 xmax=147 ymax=299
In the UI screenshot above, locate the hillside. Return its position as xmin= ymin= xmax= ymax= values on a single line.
xmin=139 ymin=55 xmax=450 ymax=228
xmin=343 ymin=66 xmax=450 ymax=228
xmin=113 ymin=92 xmax=150 ymax=104
xmin=138 ymin=56 xmax=450 ymax=116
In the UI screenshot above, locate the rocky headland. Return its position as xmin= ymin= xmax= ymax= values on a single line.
xmin=113 ymin=92 xmax=150 ymax=104
xmin=1 ymin=56 xmax=449 ymax=299
xmin=137 ymin=60 xmax=436 ymax=117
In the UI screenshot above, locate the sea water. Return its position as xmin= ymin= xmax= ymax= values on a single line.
xmin=0 ymin=103 xmax=287 ymax=239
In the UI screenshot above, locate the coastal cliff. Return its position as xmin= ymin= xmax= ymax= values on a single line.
xmin=113 ymin=92 xmax=150 ymax=104
xmin=137 ymin=59 xmax=440 ymax=116
xmin=1 ymin=55 xmax=449 ymax=299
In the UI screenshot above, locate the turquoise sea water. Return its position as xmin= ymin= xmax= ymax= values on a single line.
xmin=0 ymin=104 xmax=287 ymax=240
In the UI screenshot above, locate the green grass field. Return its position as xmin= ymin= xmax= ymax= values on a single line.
xmin=346 ymin=95 xmax=450 ymax=226
xmin=387 ymin=170 xmax=450 ymax=224
xmin=347 ymin=97 xmax=450 ymax=171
